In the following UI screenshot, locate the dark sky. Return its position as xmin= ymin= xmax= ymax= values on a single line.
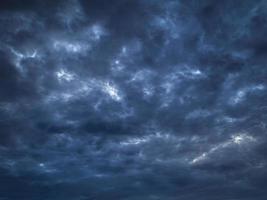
xmin=1 ymin=0 xmax=267 ymax=199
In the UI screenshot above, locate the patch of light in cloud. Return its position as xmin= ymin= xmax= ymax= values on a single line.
xmin=231 ymin=134 xmax=256 ymax=144
xmin=120 ymin=132 xmax=174 ymax=146
xmin=11 ymin=48 xmax=38 ymax=59
xmin=56 ymin=69 xmax=75 ymax=82
xmin=120 ymin=137 xmax=149 ymax=146
xmin=37 ymin=162 xmax=57 ymax=174
xmin=178 ymin=67 xmax=205 ymax=79
xmin=83 ymin=24 xmax=107 ymax=42
xmin=230 ymin=84 xmax=265 ymax=105
xmin=53 ymin=40 xmax=87 ymax=53
xmin=190 ymin=133 xmax=256 ymax=164
xmin=231 ymin=90 xmax=246 ymax=104
xmin=91 ymin=24 xmax=105 ymax=40
xmin=39 ymin=163 xmax=45 ymax=167
xmin=9 ymin=47 xmax=39 ymax=73
xmin=102 ymin=82 xmax=122 ymax=101
xmin=143 ymin=86 xmax=154 ymax=98
xmin=111 ymin=58 xmax=125 ymax=73
xmin=191 ymin=153 xmax=208 ymax=164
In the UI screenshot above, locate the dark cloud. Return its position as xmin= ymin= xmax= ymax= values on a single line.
xmin=0 ymin=0 xmax=267 ymax=199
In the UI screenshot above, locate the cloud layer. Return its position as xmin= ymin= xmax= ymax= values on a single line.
xmin=1 ymin=0 xmax=267 ymax=199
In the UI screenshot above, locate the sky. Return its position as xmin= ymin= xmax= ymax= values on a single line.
xmin=0 ymin=0 xmax=267 ymax=199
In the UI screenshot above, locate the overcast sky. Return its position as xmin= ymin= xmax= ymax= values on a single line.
xmin=1 ymin=0 xmax=267 ymax=199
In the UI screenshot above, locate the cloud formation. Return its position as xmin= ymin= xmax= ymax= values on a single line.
xmin=0 ymin=0 xmax=267 ymax=199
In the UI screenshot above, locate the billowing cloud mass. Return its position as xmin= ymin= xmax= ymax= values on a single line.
xmin=1 ymin=0 xmax=267 ymax=199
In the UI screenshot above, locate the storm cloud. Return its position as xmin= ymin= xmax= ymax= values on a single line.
xmin=1 ymin=0 xmax=267 ymax=199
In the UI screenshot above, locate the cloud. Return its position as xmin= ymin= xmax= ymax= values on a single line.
xmin=0 ymin=0 xmax=267 ymax=199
